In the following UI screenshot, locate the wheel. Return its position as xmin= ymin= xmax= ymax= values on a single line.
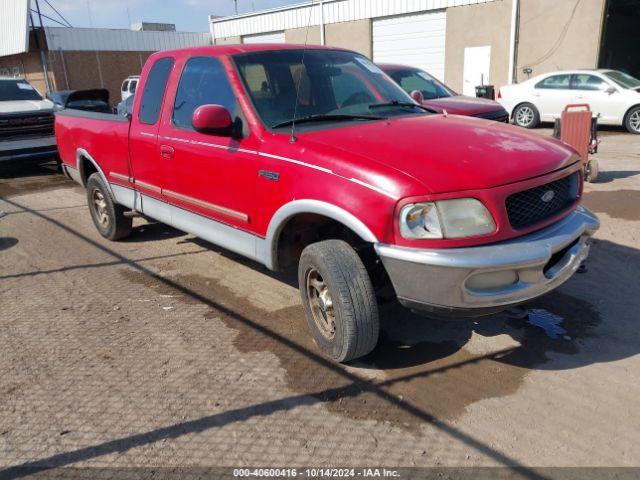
xmin=513 ymin=103 xmax=540 ymax=129
xmin=86 ymin=173 xmax=132 ymax=240
xmin=584 ymin=158 xmax=599 ymax=183
xmin=298 ymin=239 xmax=379 ymax=362
xmin=624 ymin=106 xmax=640 ymax=134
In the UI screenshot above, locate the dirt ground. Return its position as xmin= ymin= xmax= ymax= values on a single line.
xmin=1 ymin=126 xmax=639 ymax=477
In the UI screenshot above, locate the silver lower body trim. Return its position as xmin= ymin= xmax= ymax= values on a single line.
xmin=110 ymin=184 xmax=265 ymax=265
xmin=375 ymin=206 xmax=599 ymax=315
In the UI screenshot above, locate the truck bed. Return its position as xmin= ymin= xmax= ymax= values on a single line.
xmin=55 ymin=109 xmax=131 ymax=182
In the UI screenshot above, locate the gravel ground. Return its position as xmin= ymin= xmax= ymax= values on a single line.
xmin=0 ymin=126 xmax=639 ymax=478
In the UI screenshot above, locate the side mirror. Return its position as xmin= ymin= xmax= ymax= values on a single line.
xmin=605 ymin=86 xmax=617 ymax=95
xmin=192 ymin=104 xmax=233 ymax=135
xmin=410 ymin=90 xmax=424 ymax=104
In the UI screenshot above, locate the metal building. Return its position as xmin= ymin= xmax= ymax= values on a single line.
xmin=210 ymin=0 xmax=640 ymax=94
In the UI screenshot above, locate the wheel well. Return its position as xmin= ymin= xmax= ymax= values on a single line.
xmin=275 ymin=213 xmax=366 ymax=269
xmin=78 ymin=155 xmax=98 ymax=187
xmin=274 ymin=212 xmax=390 ymax=292
xmin=623 ymin=104 xmax=640 ymax=123
xmin=511 ymin=101 xmax=537 ymax=119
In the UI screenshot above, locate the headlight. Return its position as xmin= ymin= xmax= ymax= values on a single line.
xmin=399 ymin=198 xmax=495 ymax=239
xmin=399 ymin=202 xmax=443 ymax=239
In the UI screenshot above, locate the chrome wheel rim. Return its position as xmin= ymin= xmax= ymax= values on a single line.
xmin=92 ymin=189 xmax=109 ymax=229
xmin=630 ymin=111 xmax=640 ymax=133
xmin=306 ymin=268 xmax=336 ymax=340
xmin=516 ymin=106 xmax=534 ymax=127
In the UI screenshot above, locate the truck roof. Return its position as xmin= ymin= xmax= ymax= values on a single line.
xmin=152 ymin=43 xmax=350 ymax=58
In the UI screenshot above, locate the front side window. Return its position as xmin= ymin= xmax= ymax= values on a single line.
xmin=129 ymin=80 xmax=138 ymax=93
xmin=138 ymin=57 xmax=174 ymax=125
xmin=388 ymin=69 xmax=454 ymax=100
xmin=535 ymin=74 xmax=571 ymax=90
xmin=121 ymin=81 xmax=129 ymax=92
xmin=172 ymin=56 xmax=237 ymax=130
xmin=234 ymin=49 xmax=418 ymax=130
xmin=0 ymin=80 xmax=43 ymax=101
xmin=572 ymin=74 xmax=608 ymax=91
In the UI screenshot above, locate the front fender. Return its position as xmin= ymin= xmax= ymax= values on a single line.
xmin=259 ymin=199 xmax=379 ymax=270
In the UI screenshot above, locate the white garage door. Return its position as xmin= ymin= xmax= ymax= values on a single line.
xmin=242 ymin=31 xmax=285 ymax=44
xmin=373 ymin=11 xmax=447 ymax=81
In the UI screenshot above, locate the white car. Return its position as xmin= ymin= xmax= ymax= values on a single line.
xmin=498 ymin=69 xmax=640 ymax=134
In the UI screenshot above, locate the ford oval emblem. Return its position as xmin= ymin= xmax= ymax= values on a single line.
xmin=541 ymin=190 xmax=556 ymax=203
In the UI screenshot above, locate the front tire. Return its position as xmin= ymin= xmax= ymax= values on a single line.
xmin=513 ymin=103 xmax=540 ymax=129
xmin=624 ymin=106 xmax=640 ymax=134
xmin=86 ymin=173 xmax=132 ymax=241
xmin=298 ymin=240 xmax=379 ymax=362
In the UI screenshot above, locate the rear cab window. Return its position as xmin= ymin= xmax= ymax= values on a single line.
xmin=138 ymin=57 xmax=174 ymax=125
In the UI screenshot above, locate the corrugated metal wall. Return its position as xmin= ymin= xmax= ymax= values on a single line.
xmin=0 ymin=0 xmax=30 ymax=57
xmin=210 ymin=0 xmax=497 ymax=39
xmin=44 ymin=27 xmax=211 ymax=52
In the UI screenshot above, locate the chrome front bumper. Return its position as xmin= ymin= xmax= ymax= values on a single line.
xmin=375 ymin=206 xmax=599 ymax=316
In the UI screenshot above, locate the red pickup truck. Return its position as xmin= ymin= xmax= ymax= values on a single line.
xmin=55 ymin=44 xmax=599 ymax=362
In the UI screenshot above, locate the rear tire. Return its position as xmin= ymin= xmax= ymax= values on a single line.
xmin=624 ymin=106 xmax=640 ymax=134
xmin=513 ymin=103 xmax=540 ymax=129
xmin=86 ymin=173 xmax=132 ymax=241
xmin=298 ymin=240 xmax=379 ymax=362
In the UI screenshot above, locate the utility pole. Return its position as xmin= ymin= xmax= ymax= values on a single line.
xmin=234 ymin=0 xmax=238 ymax=15
xmin=31 ymin=0 xmax=52 ymax=95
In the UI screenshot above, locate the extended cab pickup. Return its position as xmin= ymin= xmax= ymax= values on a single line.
xmin=55 ymin=45 xmax=599 ymax=362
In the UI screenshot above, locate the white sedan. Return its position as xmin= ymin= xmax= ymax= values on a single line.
xmin=498 ymin=69 xmax=640 ymax=134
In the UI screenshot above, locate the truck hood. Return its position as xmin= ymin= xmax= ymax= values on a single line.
xmin=423 ymin=95 xmax=504 ymax=116
xmin=0 ymin=99 xmax=54 ymax=114
xmin=298 ymin=114 xmax=576 ymax=194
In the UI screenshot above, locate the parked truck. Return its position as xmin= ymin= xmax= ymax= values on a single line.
xmin=55 ymin=45 xmax=599 ymax=362
xmin=1 ymin=77 xmax=57 ymax=163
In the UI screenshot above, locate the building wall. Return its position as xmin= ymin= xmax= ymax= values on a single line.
xmin=325 ymin=20 xmax=372 ymax=58
xmin=215 ymin=36 xmax=241 ymax=45
xmin=444 ymin=0 xmax=513 ymax=92
xmin=0 ymin=50 xmax=150 ymax=105
xmin=516 ymin=0 xmax=606 ymax=82
xmin=0 ymin=52 xmax=56 ymax=96
xmin=285 ymin=26 xmax=321 ymax=45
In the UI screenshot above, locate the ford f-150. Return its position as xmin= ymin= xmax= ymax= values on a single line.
xmin=55 ymin=45 xmax=599 ymax=362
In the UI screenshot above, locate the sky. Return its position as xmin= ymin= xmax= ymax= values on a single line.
xmin=35 ymin=0 xmax=303 ymax=33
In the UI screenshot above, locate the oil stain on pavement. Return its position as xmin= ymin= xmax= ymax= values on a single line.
xmin=582 ymin=190 xmax=640 ymax=221
xmin=120 ymin=268 xmax=600 ymax=431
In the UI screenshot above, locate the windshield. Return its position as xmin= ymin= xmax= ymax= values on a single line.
xmin=233 ymin=49 xmax=422 ymax=129
xmin=387 ymin=68 xmax=455 ymax=100
xmin=0 ymin=80 xmax=43 ymax=101
xmin=603 ymin=70 xmax=640 ymax=90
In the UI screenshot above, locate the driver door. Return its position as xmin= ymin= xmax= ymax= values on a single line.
xmin=157 ymin=55 xmax=259 ymax=232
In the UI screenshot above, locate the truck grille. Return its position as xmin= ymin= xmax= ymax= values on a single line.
xmin=506 ymin=172 xmax=580 ymax=229
xmin=0 ymin=112 xmax=55 ymax=140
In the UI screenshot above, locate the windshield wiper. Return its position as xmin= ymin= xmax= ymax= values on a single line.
xmin=272 ymin=113 xmax=386 ymax=129
xmin=369 ymin=101 xmax=436 ymax=113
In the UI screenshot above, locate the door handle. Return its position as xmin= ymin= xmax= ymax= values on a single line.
xmin=160 ymin=145 xmax=175 ymax=159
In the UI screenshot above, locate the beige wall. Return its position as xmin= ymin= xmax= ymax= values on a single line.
xmin=444 ymin=0 xmax=513 ymax=92
xmin=325 ymin=20 xmax=372 ymax=58
xmin=285 ymin=26 xmax=321 ymax=45
xmin=215 ymin=36 xmax=241 ymax=45
xmin=516 ymin=0 xmax=606 ymax=81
